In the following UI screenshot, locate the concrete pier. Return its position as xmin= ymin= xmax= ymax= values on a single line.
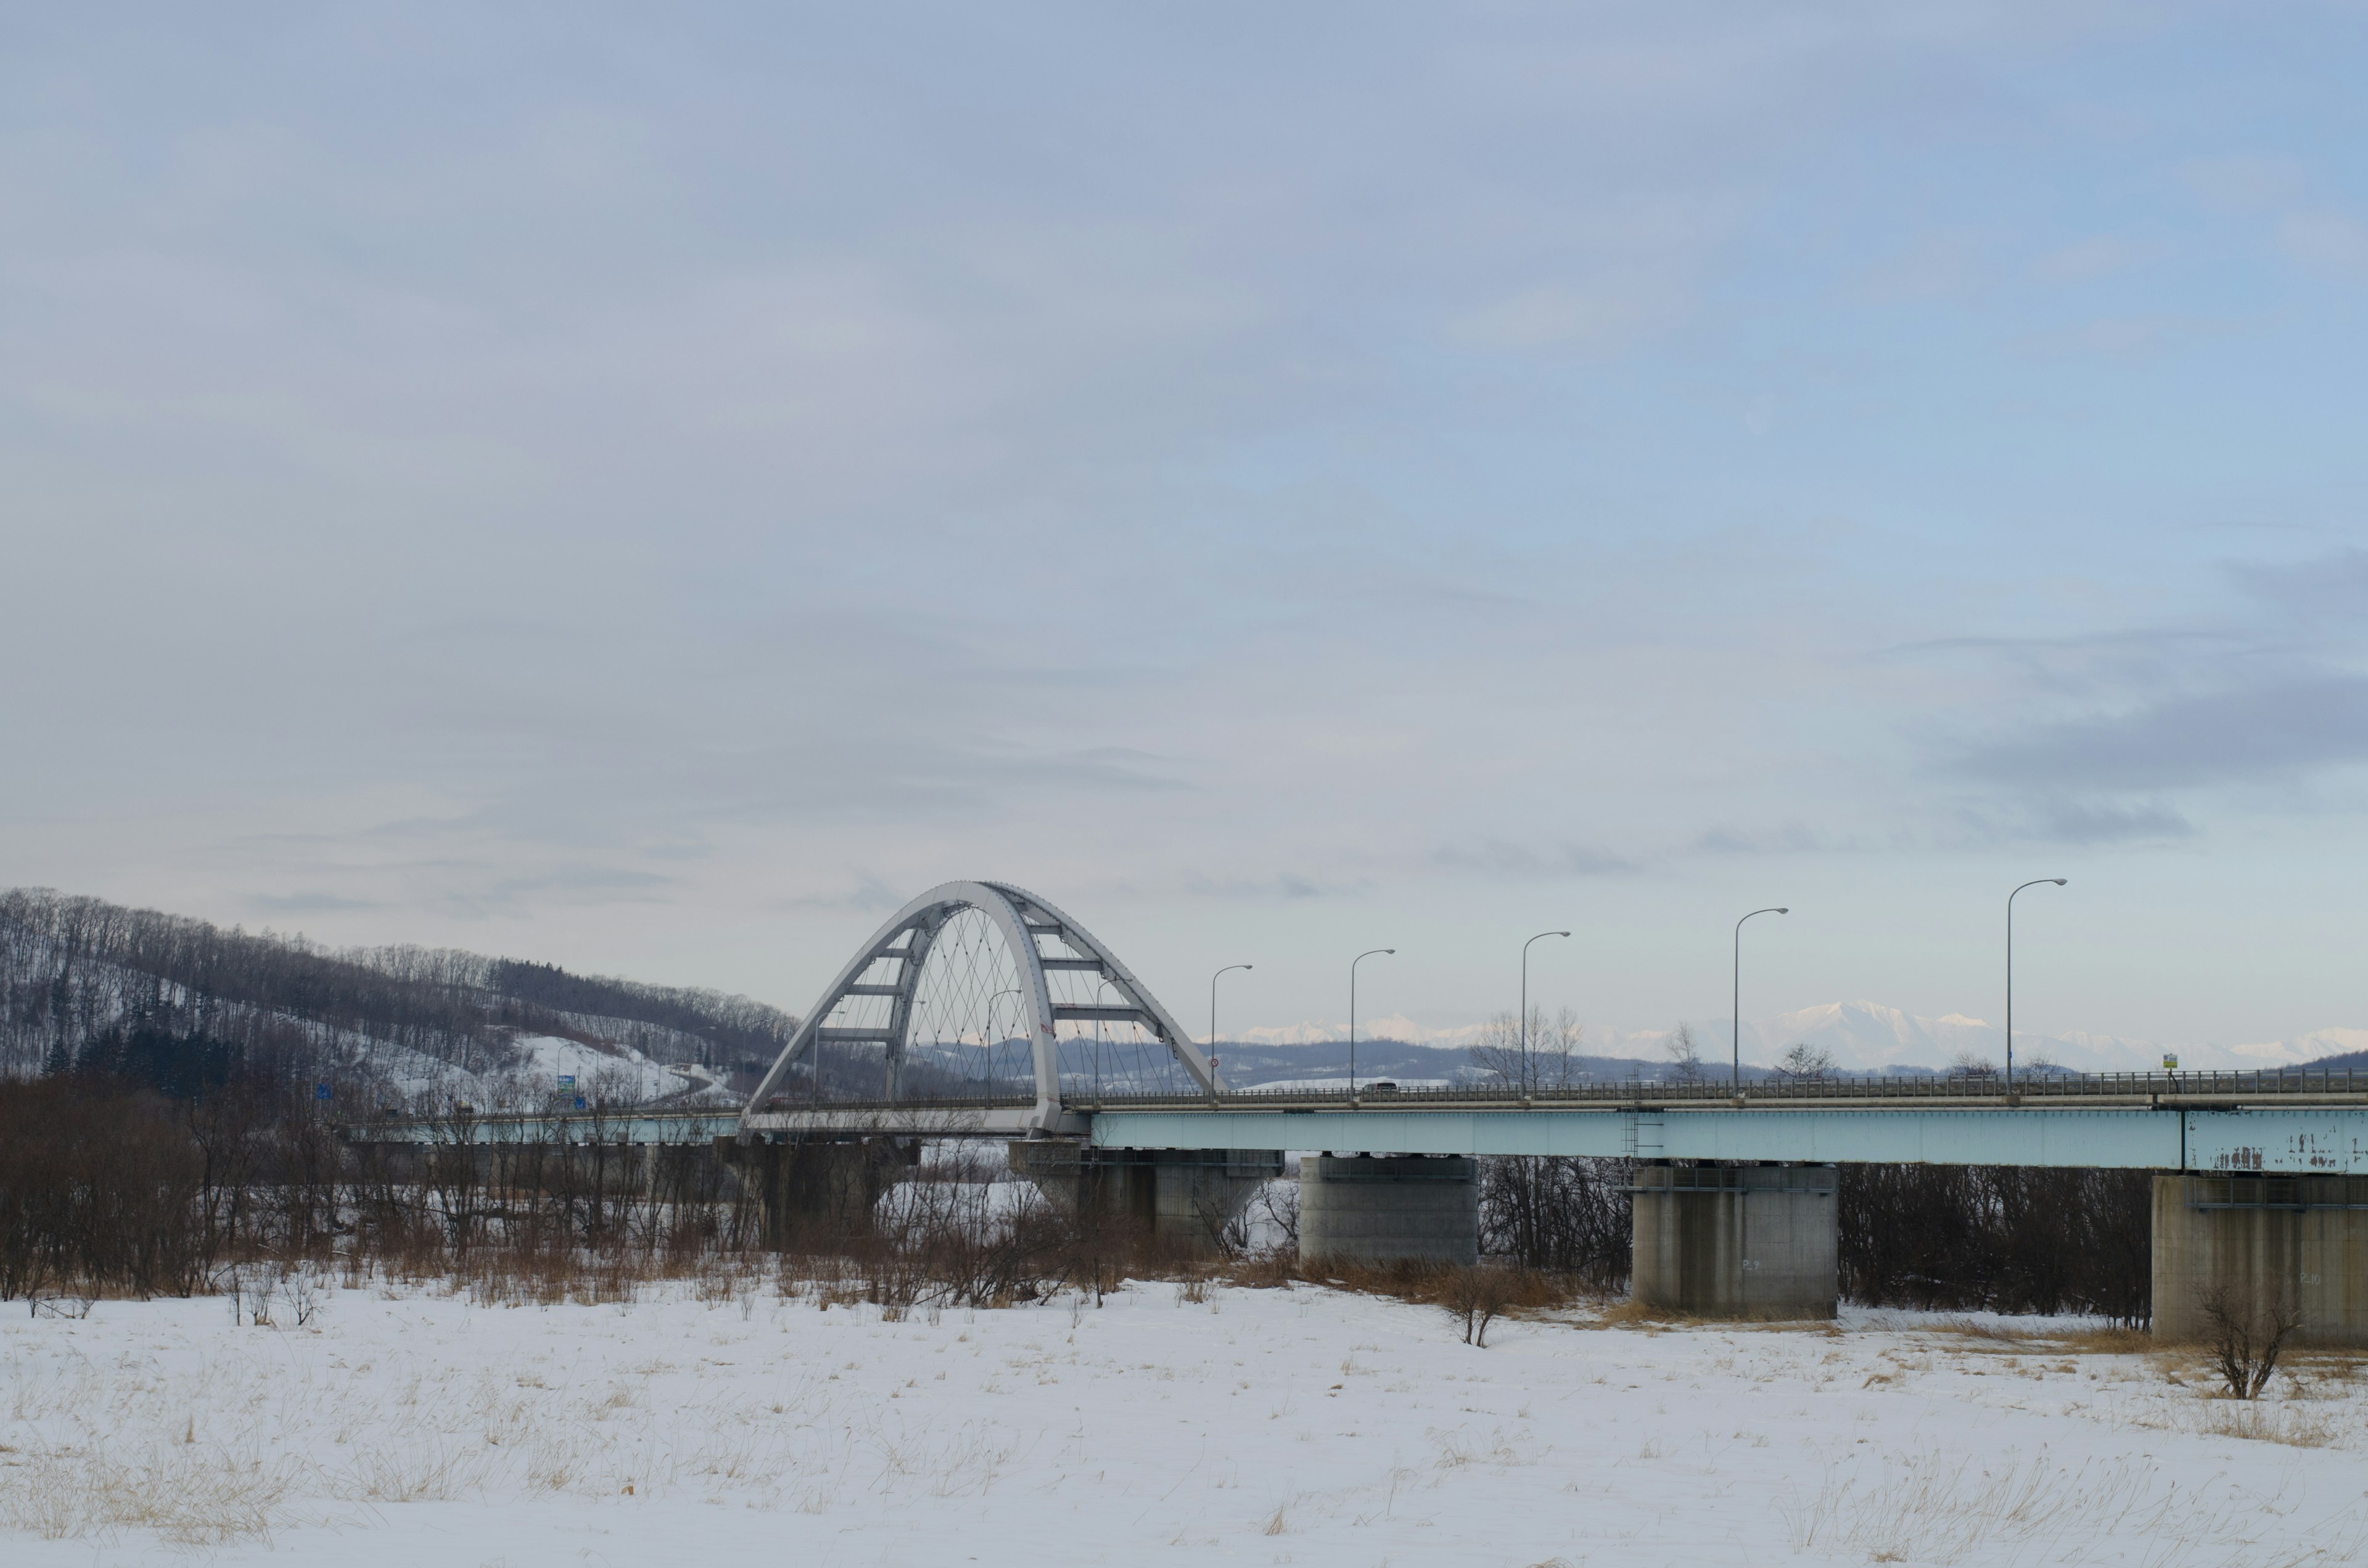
xmin=1631 ymin=1162 xmax=1837 ymax=1320
xmin=1011 ymin=1143 xmax=1284 ymax=1255
xmin=1297 ymin=1154 xmax=1479 ymax=1266
xmin=2152 ymin=1174 xmax=2368 ymax=1347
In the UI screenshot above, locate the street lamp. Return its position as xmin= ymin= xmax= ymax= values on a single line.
xmin=1209 ymin=964 xmax=1252 ymax=1092
xmin=2006 ymin=879 xmax=2068 ymax=1088
xmin=1521 ymin=931 xmax=1571 ymax=1093
xmin=1733 ymin=908 xmax=1789 ymax=1091
xmin=1349 ymin=948 xmax=1394 ymax=1094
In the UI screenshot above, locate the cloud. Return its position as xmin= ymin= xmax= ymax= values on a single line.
xmin=2035 ymin=236 xmax=2134 ymax=282
xmin=2012 ymin=314 xmax=2235 ymax=359
xmin=2227 ymin=549 xmax=2368 ymax=620
xmin=1955 ymin=676 xmax=2368 ymax=790
xmin=2182 ymin=155 xmax=2305 ymax=212
xmin=1860 ymin=229 xmax=1992 ymax=303
xmin=1434 ymin=840 xmax=1639 ymax=878
xmin=2025 ymin=798 xmax=2195 ymax=844
xmin=2279 ymin=210 xmax=2368 ymax=281
xmin=1693 ymin=824 xmax=1837 ymax=856
xmin=250 ymin=891 xmax=382 ymax=914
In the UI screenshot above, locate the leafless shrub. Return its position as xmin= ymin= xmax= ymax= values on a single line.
xmin=2197 ymin=1282 xmax=2303 ymax=1399
xmin=1441 ymin=1264 xmax=1519 ymax=1347
xmin=282 ymin=1265 xmax=326 ymax=1326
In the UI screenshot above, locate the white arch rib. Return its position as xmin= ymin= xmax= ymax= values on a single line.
xmin=737 ymin=880 xmax=1215 ymax=1138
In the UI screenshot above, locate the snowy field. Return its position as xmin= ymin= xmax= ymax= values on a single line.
xmin=5 ymin=1278 xmax=2366 ymax=1567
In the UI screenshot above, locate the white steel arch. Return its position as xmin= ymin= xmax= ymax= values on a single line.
xmin=738 ymin=880 xmax=1217 ymax=1134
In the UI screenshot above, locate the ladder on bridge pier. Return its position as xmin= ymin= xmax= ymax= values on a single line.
xmin=1622 ymin=1106 xmax=1663 ymax=1162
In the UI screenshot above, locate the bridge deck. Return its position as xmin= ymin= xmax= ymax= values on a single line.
xmin=340 ymin=1070 xmax=2368 ymax=1172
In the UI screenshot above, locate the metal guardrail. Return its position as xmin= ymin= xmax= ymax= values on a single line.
xmin=1075 ymin=1066 xmax=2368 ymax=1111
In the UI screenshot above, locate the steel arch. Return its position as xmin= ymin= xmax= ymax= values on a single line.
xmin=738 ymin=880 xmax=1216 ymax=1135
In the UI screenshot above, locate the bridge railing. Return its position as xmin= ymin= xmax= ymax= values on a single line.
xmin=1067 ymin=1065 xmax=2364 ymax=1110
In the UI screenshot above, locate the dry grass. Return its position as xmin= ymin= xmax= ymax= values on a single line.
xmin=2186 ymin=1400 xmax=2340 ymax=1449
xmin=1214 ymin=1252 xmax=1584 ymax=1313
xmin=1783 ymin=1449 xmax=2354 ymax=1567
xmin=2043 ymin=1325 xmax=2153 ymax=1355
xmin=1925 ymin=1318 xmax=2154 ymax=1357
xmin=1587 ymin=1297 xmax=1693 ymax=1329
xmin=0 ymin=1442 xmax=300 ymax=1545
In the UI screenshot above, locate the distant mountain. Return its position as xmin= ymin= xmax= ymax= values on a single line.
xmin=1235 ymin=999 xmax=2367 ymax=1075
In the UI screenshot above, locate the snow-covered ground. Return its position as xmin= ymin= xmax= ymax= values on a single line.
xmin=371 ymin=1032 xmax=716 ymax=1107
xmin=5 ymin=1281 xmax=2363 ymax=1566
xmin=506 ymin=1033 xmax=700 ymax=1102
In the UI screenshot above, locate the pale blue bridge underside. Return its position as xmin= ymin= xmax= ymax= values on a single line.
xmin=348 ymin=1102 xmax=2368 ymax=1174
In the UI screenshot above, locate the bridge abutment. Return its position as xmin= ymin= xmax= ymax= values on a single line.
xmin=2152 ymin=1174 xmax=2368 ymax=1347
xmin=1630 ymin=1162 xmax=1837 ymax=1320
xmin=1010 ymin=1143 xmax=1284 ymax=1256
xmin=1297 ymin=1154 xmax=1479 ymax=1266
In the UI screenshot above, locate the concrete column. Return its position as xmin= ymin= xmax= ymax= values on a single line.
xmin=2152 ymin=1174 xmax=2368 ymax=1347
xmin=1009 ymin=1143 xmax=1285 ymax=1256
xmin=1297 ymin=1154 xmax=1479 ymax=1266
xmin=1631 ymin=1162 xmax=1837 ymax=1320
xmin=718 ymin=1136 xmax=915 ymax=1249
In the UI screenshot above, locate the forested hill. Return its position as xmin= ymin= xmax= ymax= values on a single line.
xmin=0 ymin=887 xmax=796 ymax=1091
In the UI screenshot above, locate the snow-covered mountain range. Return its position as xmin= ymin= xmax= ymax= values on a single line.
xmin=1236 ymin=1001 xmax=2368 ymax=1073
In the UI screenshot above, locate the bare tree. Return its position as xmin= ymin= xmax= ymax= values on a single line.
xmin=1467 ymin=1011 xmax=1523 ymax=1088
xmin=1663 ymin=1024 xmax=1703 ymax=1084
xmin=1778 ymin=1042 xmax=1838 ymax=1080
xmin=1470 ymin=1007 xmax=1587 ymax=1092
xmin=1252 ymin=1178 xmax=1299 ymax=1254
xmin=1948 ymin=1048 xmax=1998 ymax=1079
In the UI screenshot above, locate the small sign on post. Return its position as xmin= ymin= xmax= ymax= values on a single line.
xmin=314 ymin=1082 xmax=332 ymax=1102
xmin=2161 ymin=1053 xmax=2179 ymax=1072
xmin=557 ymin=1074 xmax=576 ymax=1089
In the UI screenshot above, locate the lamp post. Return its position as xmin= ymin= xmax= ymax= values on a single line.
xmin=1733 ymin=908 xmax=1789 ymax=1091
xmin=1349 ymin=948 xmax=1394 ymax=1094
xmin=1521 ymin=930 xmax=1571 ymax=1093
xmin=1209 ymin=964 xmax=1251 ymax=1092
xmin=2006 ymin=879 xmax=2067 ymax=1088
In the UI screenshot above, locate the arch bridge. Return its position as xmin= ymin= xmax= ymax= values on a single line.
xmin=349 ymin=875 xmax=2368 ymax=1172
xmin=347 ymin=879 xmax=2368 ymax=1339
xmin=739 ymin=879 xmax=1216 ymax=1138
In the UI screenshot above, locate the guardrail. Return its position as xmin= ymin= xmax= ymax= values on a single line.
xmin=1075 ymin=1066 xmax=2367 ymax=1110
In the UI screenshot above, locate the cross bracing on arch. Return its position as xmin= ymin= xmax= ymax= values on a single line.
xmin=738 ymin=881 xmax=1218 ymax=1134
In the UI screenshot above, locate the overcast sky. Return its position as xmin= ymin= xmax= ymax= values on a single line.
xmin=7 ymin=4 xmax=2368 ymax=1052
